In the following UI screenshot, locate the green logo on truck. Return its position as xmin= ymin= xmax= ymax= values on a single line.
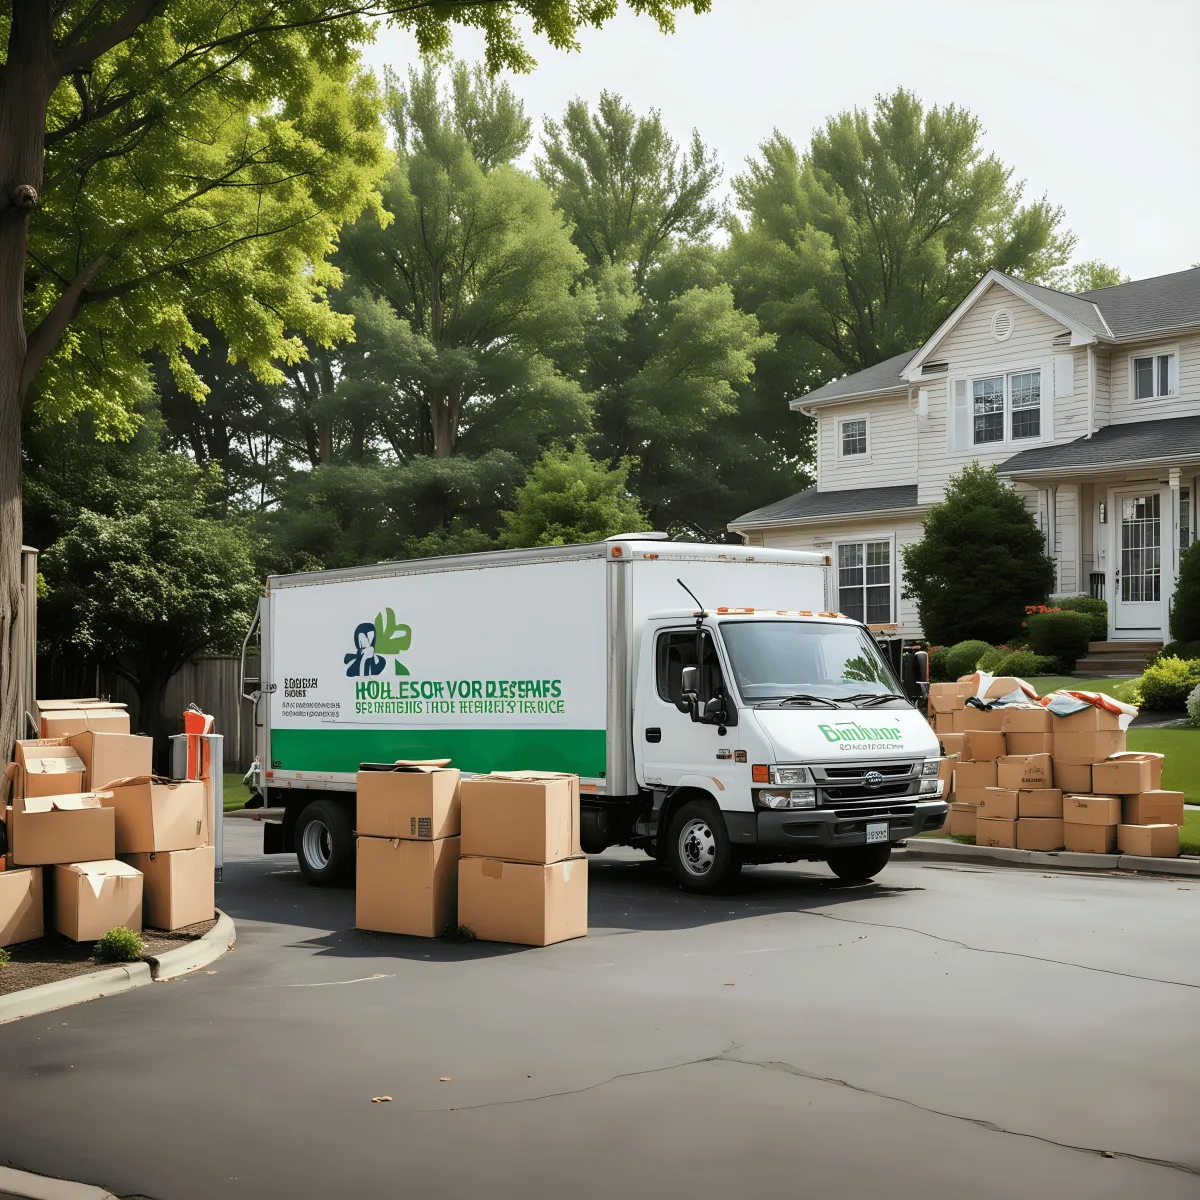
xmin=345 ymin=608 xmax=412 ymax=677
xmin=818 ymin=722 xmax=903 ymax=744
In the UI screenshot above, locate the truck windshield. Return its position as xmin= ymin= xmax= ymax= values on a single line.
xmin=718 ymin=620 xmax=902 ymax=703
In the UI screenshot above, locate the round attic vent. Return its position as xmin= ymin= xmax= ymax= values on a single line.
xmin=992 ymin=309 xmax=1014 ymax=341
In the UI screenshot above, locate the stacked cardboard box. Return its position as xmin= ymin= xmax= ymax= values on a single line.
xmin=1077 ymin=751 xmax=1181 ymax=859
xmin=458 ymin=772 xmax=587 ymax=947
xmin=355 ymin=763 xmax=462 ymax=938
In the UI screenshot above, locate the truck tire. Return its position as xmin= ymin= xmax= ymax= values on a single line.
xmin=666 ymin=799 xmax=741 ymax=893
xmin=295 ymin=799 xmax=354 ymax=886
xmin=825 ymin=844 xmax=891 ymax=882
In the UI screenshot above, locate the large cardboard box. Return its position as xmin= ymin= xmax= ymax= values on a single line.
xmin=1091 ymin=754 xmax=1162 ymax=797
xmin=953 ymin=706 xmax=1005 ymax=733
xmin=1104 ymin=752 xmax=1163 ymax=790
xmin=0 ymin=867 xmax=43 ymax=946
xmin=1053 ymin=730 xmax=1125 ymax=765
xmin=1117 ymin=823 xmax=1179 ymax=858
xmin=977 ymin=788 xmax=1019 ymax=821
xmin=939 ymin=732 xmax=966 ymax=757
xmin=40 ymin=703 xmax=130 ymax=738
xmin=68 ymin=732 xmax=154 ymax=792
xmin=9 ymin=792 xmax=115 ymax=866
xmin=54 ymin=860 xmax=142 ymax=941
xmin=1017 ymin=818 xmax=1065 ymax=851
xmin=976 ymin=817 xmax=1017 ymax=848
xmin=1005 ymin=732 xmax=1054 ymax=756
xmin=9 ymin=740 xmax=85 ymax=799
xmin=997 ymin=753 xmax=1052 ymax=790
xmin=1001 ymin=705 xmax=1052 ymax=734
xmin=932 ymin=713 xmax=956 ymax=736
xmin=1053 ymin=761 xmax=1092 ymax=793
xmin=962 ymin=731 xmax=1005 ymax=762
xmin=981 ymin=677 xmax=1033 ymax=701
xmin=947 ymin=803 xmax=978 ymax=837
xmin=460 ymin=774 xmax=580 ymax=864
xmin=102 ymin=777 xmax=207 ymax=853
xmin=356 ymin=836 xmax=460 ymax=938
xmin=928 ymin=683 xmax=970 ymax=713
xmin=1063 ymin=794 xmax=1122 ymax=825
xmin=1122 ymin=791 xmax=1185 ymax=827
xmin=1051 ymin=704 xmax=1122 ymax=732
xmin=1064 ymin=823 xmax=1117 ymax=854
xmin=356 ymin=764 xmax=461 ymax=840
xmin=123 ymin=846 xmax=214 ymax=930
xmin=1018 ymin=788 xmax=1063 ymax=818
xmin=953 ymin=786 xmax=992 ymax=808
xmin=954 ymin=760 xmax=998 ymax=790
xmin=458 ymin=855 xmax=587 ymax=946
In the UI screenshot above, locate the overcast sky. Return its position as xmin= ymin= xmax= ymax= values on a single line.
xmin=361 ymin=0 xmax=1200 ymax=284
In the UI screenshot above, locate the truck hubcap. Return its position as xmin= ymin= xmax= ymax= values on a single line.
xmin=302 ymin=819 xmax=332 ymax=870
xmin=679 ymin=817 xmax=717 ymax=876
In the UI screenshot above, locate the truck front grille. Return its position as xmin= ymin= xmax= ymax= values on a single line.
xmin=810 ymin=760 xmax=922 ymax=808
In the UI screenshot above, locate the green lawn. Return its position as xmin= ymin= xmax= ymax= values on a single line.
xmin=1028 ymin=676 xmax=1141 ymax=702
xmin=223 ymin=771 xmax=252 ymax=812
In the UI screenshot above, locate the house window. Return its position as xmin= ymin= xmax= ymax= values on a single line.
xmin=840 ymin=417 xmax=868 ymax=456
xmin=972 ymin=370 xmax=1041 ymax=445
xmin=837 ymin=541 xmax=891 ymax=625
xmin=1133 ymin=352 xmax=1177 ymax=400
xmin=972 ymin=377 xmax=1005 ymax=444
xmin=1009 ymin=371 xmax=1041 ymax=439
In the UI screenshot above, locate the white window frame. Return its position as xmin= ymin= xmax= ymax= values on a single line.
xmin=834 ymin=536 xmax=894 ymax=626
xmin=837 ymin=414 xmax=871 ymax=460
xmin=1129 ymin=345 xmax=1180 ymax=404
xmin=967 ymin=366 xmax=1045 ymax=448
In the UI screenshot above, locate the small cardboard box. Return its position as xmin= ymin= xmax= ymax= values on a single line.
xmin=101 ymin=777 xmax=207 ymax=854
xmin=40 ymin=703 xmax=130 ymax=738
xmin=996 ymin=753 xmax=1052 ymax=790
xmin=122 ymin=846 xmax=214 ymax=931
xmin=953 ymin=706 xmax=1005 ymax=733
xmin=1004 ymin=732 xmax=1054 ymax=756
xmin=962 ymin=731 xmax=1005 ymax=762
xmin=1001 ymin=705 xmax=1051 ymax=734
xmin=356 ymin=835 xmax=460 ymax=938
xmin=457 ymin=855 xmax=587 ymax=946
xmin=939 ymin=732 xmax=966 ymax=757
xmin=928 ymin=683 xmax=970 ymax=713
xmin=356 ymin=763 xmax=461 ymax=840
xmin=1117 ymin=823 xmax=1179 ymax=858
xmin=1051 ymin=704 xmax=1121 ymax=732
xmin=1053 ymin=761 xmax=1092 ymax=793
xmin=1064 ymin=823 xmax=1117 ymax=854
xmin=68 ymin=732 xmax=154 ymax=792
xmin=0 ymin=867 xmax=43 ymax=946
xmin=1063 ymin=794 xmax=1122 ymax=826
xmin=947 ymin=803 xmax=978 ymax=837
xmin=1017 ymin=817 xmax=1065 ymax=851
xmin=1053 ymin=730 xmax=1125 ymax=765
xmin=954 ymin=760 xmax=997 ymax=790
xmin=1104 ymin=751 xmax=1163 ymax=790
xmin=1018 ymin=788 xmax=1063 ymax=818
xmin=976 ymin=817 xmax=1017 ymax=848
xmin=1122 ymin=791 xmax=1185 ymax=827
xmin=460 ymin=774 xmax=580 ymax=864
xmin=1090 ymin=754 xmax=1161 ymax=797
xmin=953 ymin=786 xmax=992 ymax=808
xmin=54 ymin=860 xmax=142 ymax=941
xmin=10 ymin=740 xmax=86 ymax=798
xmin=977 ymin=788 xmax=1019 ymax=821
xmin=933 ymin=713 xmax=957 ymax=736
xmin=9 ymin=792 xmax=116 ymax=866
xmin=936 ymin=755 xmax=957 ymax=790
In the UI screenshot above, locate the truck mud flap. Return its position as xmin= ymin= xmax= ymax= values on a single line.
xmin=263 ymin=819 xmax=291 ymax=854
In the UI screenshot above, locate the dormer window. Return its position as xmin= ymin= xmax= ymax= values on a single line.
xmin=1132 ymin=351 xmax=1177 ymax=400
xmin=840 ymin=417 xmax=868 ymax=456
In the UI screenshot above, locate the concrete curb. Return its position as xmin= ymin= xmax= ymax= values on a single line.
xmin=0 ymin=1166 xmax=118 ymax=1200
xmin=0 ymin=910 xmax=235 ymax=1025
xmin=903 ymin=839 xmax=1200 ymax=877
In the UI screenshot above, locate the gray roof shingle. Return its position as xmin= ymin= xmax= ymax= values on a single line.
xmin=1000 ymin=415 xmax=1200 ymax=475
xmin=1005 ymin=277 xmax=1112 ymax=338
xmin=797 ymin=348 xmax=917 ymax=405
xmin=732 ymin=484 xmax=920 ymax=528
xmin=1079 ymin=266 xmax=1200 ymax=339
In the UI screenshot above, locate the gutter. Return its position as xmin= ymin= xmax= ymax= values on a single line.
xmin=728 ymin=504 xmax=928 ymax=534
xmin=788 ymin=384 xmax=909 ymax=411
xmin=1000 ymin=452 xmax=1200 ymax=481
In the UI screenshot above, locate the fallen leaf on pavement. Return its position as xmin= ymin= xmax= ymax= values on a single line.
xmin=439 ymin=1077 xmax=451 ymax=1082
xmin=371 ymin=1096 xmax=392 ymax=1103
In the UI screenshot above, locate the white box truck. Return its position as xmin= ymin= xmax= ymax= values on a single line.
xmin=243 ymin=536 xmax=947 ymax=892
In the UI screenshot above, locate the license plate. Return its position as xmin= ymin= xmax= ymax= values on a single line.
xmin=865 ymin=822 xmax=889 ymax=844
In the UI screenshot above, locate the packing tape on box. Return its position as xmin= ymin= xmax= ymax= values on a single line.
xmin=483 ymin=860 xmax=504 ymax=879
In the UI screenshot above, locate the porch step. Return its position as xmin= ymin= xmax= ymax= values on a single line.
xmin=1086 ymin=641 xmax=1162 ymax=654
xmin=1073 ymin=659 xmax=1150 ymax=674
xmin=1071 ymin=640 xmax=1161 ymax=678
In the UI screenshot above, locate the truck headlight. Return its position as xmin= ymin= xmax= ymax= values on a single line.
xmin=770 ymin=765 xmax=812 ymax=786
xmin=919 ymin=779 xmax=941 ymax=795
xmin=920 ymin=759 xmax=941 ymax=778
xmin=756 ymin=789 xmax=817 ymax=810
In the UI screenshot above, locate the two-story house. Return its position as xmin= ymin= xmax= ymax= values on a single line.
xmin=729 ymin=266 xmax=1200 ymax=646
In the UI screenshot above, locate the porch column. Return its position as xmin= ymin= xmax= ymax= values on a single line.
xmin=1167 ymin=468 xmax=1181 ymax=637
xmin=1046 ymin=484 xmax=1058 ymax=593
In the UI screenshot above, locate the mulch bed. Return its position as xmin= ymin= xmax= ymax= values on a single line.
xmin=0 ymin=919 xmax=217 ymax=997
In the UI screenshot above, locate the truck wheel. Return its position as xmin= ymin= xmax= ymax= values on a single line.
xmin=826 ymin=844 xmax=891 ymax=882
xmin=666 ymin=799 xmax=740 ymax=893
xmin=295 ymin=799 xmax=354 ymax=886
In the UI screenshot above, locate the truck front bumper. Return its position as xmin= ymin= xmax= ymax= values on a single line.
xmin=749 ymin=798 xmax=948 ymax=850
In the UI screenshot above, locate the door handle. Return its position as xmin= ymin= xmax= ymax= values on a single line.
xmin=645 ymin=727 xmax=661 ymax=743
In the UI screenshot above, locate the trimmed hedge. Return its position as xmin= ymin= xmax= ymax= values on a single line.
xmin=1055 ymin=595 xmax=1107 ymax=641
xmin=945 ymin=639 xmax=993 ymax=680
xmin=1140 ymin=656 xmax=1200 ymax=711
xmin=995 ymin=649 xmax=1056 ymax=676
xmin=1025 ymin=610 xmax=1092 ymax=671
xmin=929 ymin=646 xmax=951 ymax=682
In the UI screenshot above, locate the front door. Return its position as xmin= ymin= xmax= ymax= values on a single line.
xmin=1113 ymin=489 xmax=1164 ymax=637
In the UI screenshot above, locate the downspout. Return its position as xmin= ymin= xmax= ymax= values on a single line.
xmin=1087 ymin=345 xmax=1096 ymax=436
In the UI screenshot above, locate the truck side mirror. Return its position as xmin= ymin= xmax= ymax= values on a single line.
xmin=680 ymin=665 xmax=700 ymax=720
xmin=903 ymin=650 xmax=930 ymax=702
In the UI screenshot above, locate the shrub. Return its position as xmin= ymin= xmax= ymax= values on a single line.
xmin=995 ymin=649 xmax=1056 ymax=677
xmin=1187 ymin=684 xmax=1200 ymax=729
xmin=976 ymin=646 xmax=1008 ymax=672
xmin=1055 ymin=595 xmax=1107 ymax=641
xmin=1170 ymin=541 xmax=1200 ymax=643
xmin=0 ymin=947 xmax=8 ymax=970
xmin=1139 ymin=656 xmax=1200 ymax=711
xmin=94 ymin=927 xmax=144 ymax=963
xmin=929 ymin=646 xmax=950 ymax=682
xmin=945 ymin=639 xmax=993 ymax=680
xmin=1025 ymin=610 xmax=1092 ymax=671
xmin=1152 ymin=639 xmax=1200 ymax=665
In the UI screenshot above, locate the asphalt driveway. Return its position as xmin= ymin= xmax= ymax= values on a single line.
xmin=1 ymin=821 xmax=1197 ymax=1199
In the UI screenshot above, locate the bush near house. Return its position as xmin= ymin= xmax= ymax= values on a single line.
xmin=1139 ymin=656 xmax=1200 ymax=711
xmin=1170 ymin=541 xmax=1200 ymax=643
xmin=1054 ymin=595 xmax=1107 ymax=641
xmin=1024 ymin=609 xmax=1092 ymax=672
xmin=944 ymin=640 xmax=993 ymax=680
xmin=929 ymin=646 xmax=951 ymax=682
xmin=1151 ymin=639 xmax=1200 ymax=665
xmin=994 ymin=649 xmax=1055 ymax=677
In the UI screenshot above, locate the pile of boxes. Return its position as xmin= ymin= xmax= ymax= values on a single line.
xmin=931 ymin=682 xmax=1185 ymax=858
xmin=355 ymin=763 xmax=588 ymax=948
xmin=1 ymin=699 xmax=216 ymax=951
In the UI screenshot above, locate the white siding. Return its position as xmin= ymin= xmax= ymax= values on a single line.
xmin=1107 ymin=334 xmax=1200 ymax=424
xmin=816 ymin=396 xmax=918 ymax=492
xmin=1053 ymin=483 xmax=1079 ymax=596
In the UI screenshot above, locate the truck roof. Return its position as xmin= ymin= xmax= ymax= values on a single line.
xmin=648 ymin=608 xmax=857 ymax=623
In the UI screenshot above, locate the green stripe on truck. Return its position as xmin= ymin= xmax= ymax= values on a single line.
xmin=270 ymin=727 xmax=607 ymax=777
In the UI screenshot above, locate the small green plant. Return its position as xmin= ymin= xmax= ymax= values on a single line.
xmin=994 ymin=649 xmax=1056 ymax=677
xmin=94 ymin=926 xmax=144 ymax=962
xmin=442 ymin=923 xmax=477 ymax=942
xmin=944 ymin=639 xmax=993 ymax=680
xmin=1140 ymin=656 xmax=1200 ymax=711
xmin=1025 ymin=610 xmax=1092 ymax=671
xmin=0 ymin=947 xmax=9 ymax=970
xmin=1170 ymin=541 xmax=1200 ymax=643
xmin=1187 ymin=684 xmax=1200 ymax=729
xmin=1054 ymin=595 xmax=1108 ymax=641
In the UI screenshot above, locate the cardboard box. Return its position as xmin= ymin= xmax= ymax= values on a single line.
xmin=0 ymin=867 xmax=43 ymax=946
xmin=1064 ymin=823 xmax=1117 ymax=854
xmin=996 ymin=753 xmax=1053 ymax=790
xmin=1001 ymin=705 xmax=1052 ymax=734
xmin=953 ymin=786 xmax=993 ymax=808
xmin=1053 ymin=761 xmax=1092 ymax=793
xmin=101 ymin=777 xmax=207 ymax=853
xmin=1117 ymin=823 xmax=1179 ymax=858
xmin=939 ymin=732 xmax=966 ymax=757
xmin=947 ymin=803 xmax=978 ymax=837
xmin=981 ymin=677 xmax=1031 ymax=701
xmin=933 ymin=713 xmax=957 ymax=736
xmin=356 ymin=836 xmax=460 ymax=938
xmin=954 ymin=760 xmax=997 ymax=790
xmin=977 ymin=788 xmax=1019 ymax=821
xmin=1005 ymin=732 xmax=1054 ymax=756
xmin=10 ymin=740 xmax=85 ymax=798
xmin=356 ymin=764 xmax=461 ymax=840
xmin=1018 ymin=788 xmax=1063 ymax=818
xmin=9 ymin=792 xmax=116 ymax=866
xmin=962 ymin=731 xmax=1005 ymax=762
xmin=1063 ymin=794 xmax=1123 ymax=826
xmin=1051 ymin=704 xmax=1121 ymax=732
xmin=40 ymin=704 xmax=130 ymax=738
xmin=976 ymin=817 xmax=1018 ymax=848
xmin=457 ymin=855 xmax=587 ymax=946
xmin=1122 ymin=791 xmax=1185 ymax=827
xmin=54 ymin=860 xmax=143 ymax=941
xmin=1104 ymin=752 xmax=1163 ymax=791
xmin=1053 ymin=730 xmax=1125 ymax=765
xmin=1090 ymin=754 xmax=1161 ymax=797
xmin=953 ymin=706 xmax=1005 ymax=733
xmin=936 ymin=756 xmax=957 ymax=790
xmin=68 ymin=732 xmax=154 ymax=792
xmin=460 ymin=774 xmax=580 ymax=864
xmin=123 ymin=846 xmax=214 ymax=930
xmin=928 ymin=683 xmax=970 ymax=713
xmin=1017 ymin=817 xmax=1065 ymax=851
